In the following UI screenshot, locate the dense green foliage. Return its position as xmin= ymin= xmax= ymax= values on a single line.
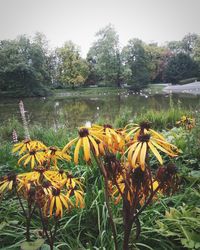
xmin=163 ymin=53 xmax=199 ymax=84
xmin=87 ymin=24 xmax=121 ymax=87
xmin=0 ymin=29 xmax=200 ymax=97
xmin=56 ymin=41 xmax=89 ymax=88
xmin=122 ymin=39 xmax=152 ymax=90
xmin=0 ymin=34 xmax=53 ymax=97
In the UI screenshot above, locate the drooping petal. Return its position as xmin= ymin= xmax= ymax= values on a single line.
xmin=150 ymin=129 xmax=166 ymax=141
xmin=88 ymin=135 xmax=99 ymax=156
xmin=151 ymin=139 xmax=177 ymax=157
xmin=18 ymin=154 xmax=29 ymax=165
xmin=140 ymin=142 xmax=147 ymax=171
xmin=60 ymin=194 xmax=69 ymax=209
xmin=131 ymin=143 xmax=142 ymax=168
xmin=63 ymin=137 xmax=78 ymax=152
xmin=74 ymin=138 xmax=82 ymax=164
xmin=56 ymin=196 xmax=63 ymax=217
xmin=31 ymin=156 xmax=35 ymax=168
xmin=24 ymin=155 xmax=31 ymax=166
xmin=126 ymin=142 xmax=139 ymax=162
xmin=83 ymin=137 xmax=90 ymax=162
xmin=148 ymin=142 xmax=163 ymax=165
xmin=0 ymin=182 xmax=8 ymax=193
xmin=49 ymin=196 xmax=55 ymax=217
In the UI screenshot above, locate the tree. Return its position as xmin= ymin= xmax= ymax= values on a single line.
xmin=193 ymin=37 xmax=200 ymax=76
xmin=163 ymin=53 xmax=199 ymax=84
xmin=144 ymin=43 xmax=170 ymax=82
xmin=87 ymin=24 xmax=122 ymax=87
xmin=167 ymin=40 xmax=183 ymax=55
xmin=121 ymin=39 xmax=151 ymax=90
xmin=0 ymin=35 xmax=51 ymax=96
xmin=56 ymin=41 xmax=89 ymax=88
xmin=33 ymin=32 xmax=57 ymax=86
xmin=181 ymin=33 xmax=199 ymax=55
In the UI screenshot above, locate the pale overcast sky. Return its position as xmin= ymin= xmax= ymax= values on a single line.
xmin=0 ymin=0 xmax=200 ymax=57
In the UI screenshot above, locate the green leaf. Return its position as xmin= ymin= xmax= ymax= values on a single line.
xmin=9 ymin=220 xmax=19 ymax=225
xmin=195 ymin=242 xmax=200 ymax=249
xmin=0 ymin=222 xmax=7 ymax=230
xmin=20 ymin=239 xmax=45 ymax=250
xmin=41 ymin=244 xmax=58 ymax=250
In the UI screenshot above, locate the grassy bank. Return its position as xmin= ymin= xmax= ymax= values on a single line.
xmin=53 ymin=83 xmax=166 ymax=97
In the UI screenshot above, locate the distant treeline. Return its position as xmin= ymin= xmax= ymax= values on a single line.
xmin=0 ymin=25 xmax=200 ymax=96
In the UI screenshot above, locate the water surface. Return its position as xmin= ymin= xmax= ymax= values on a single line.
xmin=0 ymin=91 xmax=199 ymax=129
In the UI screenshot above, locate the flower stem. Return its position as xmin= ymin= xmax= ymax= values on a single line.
xmin=92 ymin=150 xmax=118 ymax=250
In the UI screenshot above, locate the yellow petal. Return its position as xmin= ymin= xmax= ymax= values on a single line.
xmin=83 ymin=137 xmax=90 ymax=162
xmin=12 ymin=143 xmax=23 ymax=153
xmin=149 ymin=129 xmax=166 ymax=141
xmin=126 ymin=142 xmax=139 ymax=162
xmin=31 ymin=156 xmax=35 ymax=168
xmin=125 ymin=127 xmax=139 ymax=140
xmin=60 ymin=194 xmax=69 ymax=209
xmin=148 ymin=142 xmax=163 ymax=165
xmin=74 ymin=190 xmax=84 ymax=208
xmin=49 ymin=196 xmax=55 ymax=217
xmin=131 ymin=143 xmax=142 ymax=168
xmin=0 ymin=182 xmax=8 ymax=193
xmin=8 ymin=181 xmax=13 ymax=190
xmin=62 ymin=137 xmax=78 ymax=152
xmin=24 ymin=155 xmax=31 ymax=166
xmin=56 ymin=196 xmax=63 ymax=217
xmin=19 ymin=144 xmax=27 ymax=155
xmin=151 ymin=139 xmax=177 ymax=157
xmin=140 ymin=142 xmax=147 ymax=171
xmin=18 ymin=154 xmax=29 ymax=165
xmin=88 ymin=135 xmax=99 ymax=156
xmin=74 ymin=138 xmax=82 ymax=164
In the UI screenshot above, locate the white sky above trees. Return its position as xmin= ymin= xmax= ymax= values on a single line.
xmin=0 ymin=0 xmax=200 ymax=57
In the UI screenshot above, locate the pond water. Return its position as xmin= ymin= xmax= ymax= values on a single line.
xmin=0 ymin=91 xmax=199 ymax=129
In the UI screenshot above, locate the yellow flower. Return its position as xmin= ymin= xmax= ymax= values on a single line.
xmin=0 ymin=173 xmax=17 ymax=194
xmin=12 ymin=139 xmax=31 ymax=155
xmin=45 ymin=146 xmax=71 ymax=168
xmin=176 ymin=116 xmax=195 ymax=130
xmin=67 ymin=189 xmax=84 ymax=208
xmin=18 ymin=171 xmax=41 ymax=184
xmin=18 ymin=149 xmax=46 ymax=168
xmin=13 ymin=139 xmax=47 ymax=155
xmin=43 ymin=170 xmax=67 ymax=189
xmin=92 ymin=124 xmax=124 ymax=153
xmin=45 ymin=188 xmax=73 ymax=217
xmin=125 ymin=122 xmax=179 ymax=170
xmin=63 ymin=127 xmax=101 ymax=164
xmin=65 ymin=173 xmax=84 ymax=191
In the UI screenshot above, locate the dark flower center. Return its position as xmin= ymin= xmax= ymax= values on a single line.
xmin=139 ymin=121 xmax=151 ymax=130
xmin=49 ymin=146 xmax=57 ymax=153
xmin=24 ymin=139 xmax=31 ymax=144
xmin=42 ymin=180 xmax=51 ymax=188
xmin=7 ymin=173 xmax=17 ymax=182
xmin=138 ymin=134 xmax=150 ymax=142
xmin=104 ymin=124 xmax=113 ymax=129
xmin=35 ymin=167 xmax=46 ymax=173
xmin=79 ymin=128 xmax=89 ymax=137
xmin=67 ymin=171 xmax=73 ymax=179
xmin=52 ymin=188 xmax=60 ymax=196
xmin=30 ymin=150 xmax=36 ymax=155
xmin=59 ymin=169 xmax=64 ymax=175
